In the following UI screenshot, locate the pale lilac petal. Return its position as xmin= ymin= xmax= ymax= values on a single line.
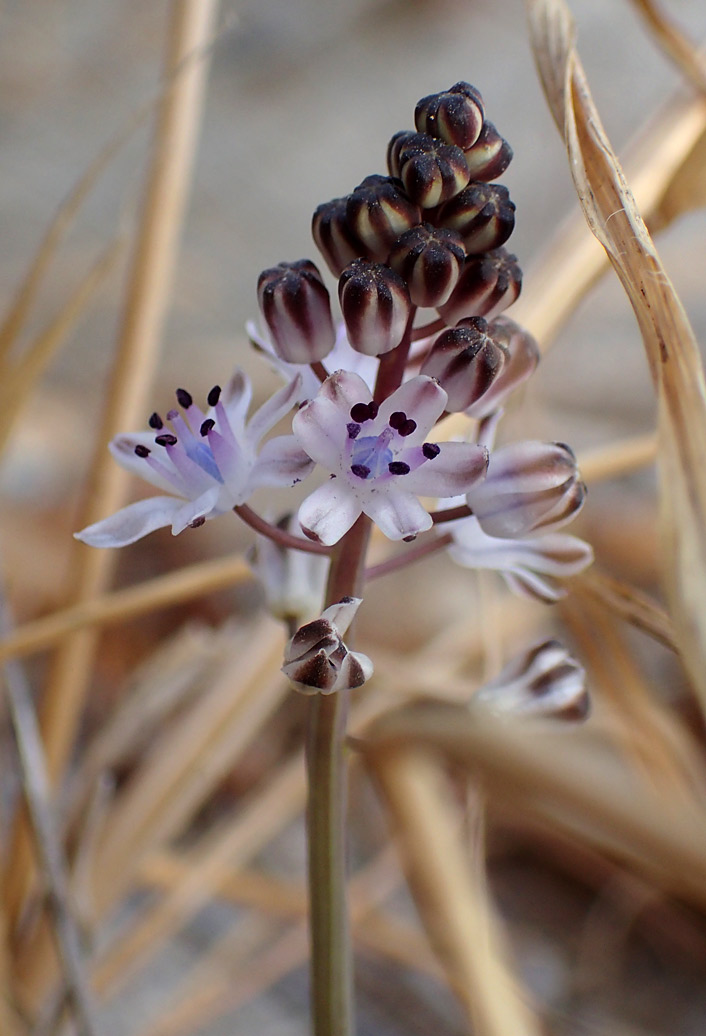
xmin=503 ymin=570 xmax=563 ymax=603
xmin=250 ymin=435 xmax=315 ymax=488
xmin=375 ymin=376 xmax=446 ymax=442
xmin=247 ymin=374 xmax=303 ymax=444
xmin=400 ymin=443 xmax=488 ymax=496
xmin=75 ymin=496 xmax=184 ymax=548
xmin=293 ymin=397 xmax=350 ymax=470
xmin=298 ymin=480 xmax=362 ymax=545
xmin=320 ymin=369 xmax=372 ymax=411
xmin=108 ymin=435 xmax=179 ymax=494
xmin=363 ymin=489 xmax=432 ymax=541
xmin=170 ymin=486 xmax=222 ymax=535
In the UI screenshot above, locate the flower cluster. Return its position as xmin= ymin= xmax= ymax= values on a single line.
xmin=77 ymin=81 xmax=594 ymax=697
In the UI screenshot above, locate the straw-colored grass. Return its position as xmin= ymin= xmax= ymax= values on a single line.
xmin=2 ymin=0 xmax=706 ymax=1033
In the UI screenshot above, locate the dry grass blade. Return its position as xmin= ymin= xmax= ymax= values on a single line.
xmin=0 ymin=554 xmax=253 ymax=666
xmin=578 ymin=432 xmax=656 ymax=484
xmin=510 ymin=90 xmax=706 ymax=349
xmin=368 ymin=745 xmax=542 ymax=1036
xmin=629 ymin=0 xmax=706 ymax=94
xmin=365 ymin=703 xmax=706 ymax=909
xmin=0 ymin=239 xmax=123 ymax=454
xmin=39 ymin=0 xmax=221 ymax=790
xmin=1 ymin=627 xmax=101 ymax=1034
xmin=527 ymin=0 xmax=706 ymax=716
xmin=574 ymin=569 xmax=675 ymax=650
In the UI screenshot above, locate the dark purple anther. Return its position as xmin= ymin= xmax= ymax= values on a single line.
xmin=422 ymin=442 xmax=441 ymax=459
xmin=134 ymin=444 xmax=151 ymax=458
xmin=148 ymin=412 xmax=163 ymax=430
xmin=398 ymin=419 xmax=417 ymax=437
xmin=200 ymin=419 xmax=215 ymax=436
xmin=351 ymin=464 xmax=371 ymax=479
xmin=347 ymin=422 xmax=361 ymax=439
xmin=350 ymin=402 xmax=372 ymax=423
xmin=388 ymin=461 xmax=411 ymax=475
xmin=207 ymin=385 xmax=221 ymax=407
xmin=155 ymin=433 xmax=178 ymax=447
xmin=176 ymin=388 xmax=193 ymax=409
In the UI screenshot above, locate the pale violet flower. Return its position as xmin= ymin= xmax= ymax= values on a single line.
xmin=293 ymin=370 xmax=488 ymax=544
xmin=76 ymin=370 xmax=313 ymax=548
xmin=447 ymin=515 xmax=593 ymax=602
xmin=472 ymin=639 xmax=589 ymax=721
xmin=282 ymin=597 xmax=373 ymax=695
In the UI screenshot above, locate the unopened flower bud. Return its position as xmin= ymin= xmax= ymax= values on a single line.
xmin=386 ymin=131 xmax=416 ymax=179
xmin=338 ymin=258 xmax=412 ymax=356
xmin=249 ymin=513 xmax=328 ymax=624
xmin=420 ymin=317 xmax=505 ymax=412
xmin=467 ymin=315 xmax=539 ymax=418
xmin=312 ymin=197 xmax=366 ymax=277
xmin=463 ymin=121 xmax=513 ymax=181
xmin=387 ymin=224 xmax=465 ymax=307
xmin=257 ymin=259 xmax=335 ymax=363
xmin=437 ymin=183 xmax=515 ymax=255
xmin=414 ymin=82 xmax=485 ymax=150
xmin=346 ymin=175 xmax=421 ymax=261
xmin=472 ymin=640 xmax=589 ymax=721
xmin=282 ymin=597 xmax=373 ymax=695
xmin=437 ymin=249 xmax=522 ymax=326
xmin=396 ymin=133 xmax=471 ymax=208
xmin=466 ymin=441 xmax=586 ymax=539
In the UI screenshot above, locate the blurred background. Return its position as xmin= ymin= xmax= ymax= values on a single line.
xmin=2 ymin=1 xmax=706 ymax=1034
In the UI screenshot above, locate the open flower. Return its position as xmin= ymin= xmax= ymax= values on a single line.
xmin=293 ymin=370 xmax=488 ymax=544
xmin=447 ymin=515 xmax=593 ymax=602
xmin=282 ymin=597 xmax=373 ymax=695
xmin=76 ymin=371 xmax=313 ymax=548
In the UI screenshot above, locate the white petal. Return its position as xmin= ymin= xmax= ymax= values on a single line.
xmin=401 ymin=443 xmax=488 ymax=497
xmin=220 ymin=369 xmax=253 ymax=435
xmin=248 ymin=374 xmax=303 ymax=444
xmin=363 ymin=489 xmax=432 ymax=541
xmin=321 ymin=597 xmax=363 ymax=637
xmin=298 ymin=480 xmax=362 ymax=545
xmin=320 ymin=369 xmax=372 ymax=411
xmin=375 ymin=376 xmax=446 ymax=442
xmin=293 ymin=396 xmax=349 ymax=471
xmin=250 ymin=435 xmax=315 ymax=488
xmin=332 ymin=650 xmax=374 ymax=692
xmin=170 ymin=486 xmax=221 ymax=535
xmin=74 ymin=496 xmax=184 ymax=548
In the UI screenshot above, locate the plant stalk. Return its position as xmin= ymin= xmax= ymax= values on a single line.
xmin=306 ymin=513 xmax=370 ymax=1036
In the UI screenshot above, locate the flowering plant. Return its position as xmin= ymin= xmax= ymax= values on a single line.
xmin=76 ymin=81 xmax=592 ymax=1036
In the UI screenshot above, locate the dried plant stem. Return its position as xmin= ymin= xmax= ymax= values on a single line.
xmin=368 ymin=744 xmax=541 ymax=1035
xmin=39 ymin=0 xmax=220 ymax=788
xmin=307 ymin=513 xmax=371 ymax=1036
xmin=1 ymin=624 xmax=100 ymax=1035
xmin=0 ymin=554 xmax=252 ymax=666
xmin=629 ymin=0 xmax=706 ymax=93
xmin=578 ymin=431 xmax=656 ymax=483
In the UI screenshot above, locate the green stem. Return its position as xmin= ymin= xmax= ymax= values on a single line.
xmin=306 ymin=513 xmax=371 ymax=1036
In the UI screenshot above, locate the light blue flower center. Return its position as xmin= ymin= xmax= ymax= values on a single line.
xmin=185 ymin=440 xmax=224 ymax=483
xmin=350 ymin=430 xmax=394 ymax=479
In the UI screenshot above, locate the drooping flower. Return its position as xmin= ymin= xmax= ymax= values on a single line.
xmin=75 ymin=370 xmax=313 ymax=548
xmin=447 ymin=514 xmax=593 ymax=602
xmin=293 ymin=370 xmax=488 ymax=545
xmin=249 ymin=513 xmax=329 ymax=625
xmin=282 ymin=597 xmax=373 ymax=695
xmin=471 ymin=639 xmax=589 ymax=720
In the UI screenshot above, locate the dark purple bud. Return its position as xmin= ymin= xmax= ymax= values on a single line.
xmin=345 ymin=175 xmax=421 ymax=261
xmin=395 ymin=133 xmax=471 ymax=208
xmin=386 ymin=131 xmax=416 ymax=179
xmin=387 ymin=223 xmax=465 ymax=308
xmin=312 ymin=196 xmax=366 ymax=277
xmin=414 ymin=82 xmax=485 ymax=149
xmin=257 ymin=259 xmax=335 ymax=363
xmin=437 ymin=249 xmax=522 ymax=326
xmin=420 ymin=316 xmax=506 ymax=412
xmin=463 ymin=121 xmax=513 ymax=182
xmin=467 ymin=315 xmax=540 ymax=418
xmin=338 ymin=258 xmax=412 ymax=356
xmin=436 ymin=183 xmax=515 ymax=255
